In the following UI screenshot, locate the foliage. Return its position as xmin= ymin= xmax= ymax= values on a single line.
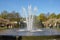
xmin=56 ymin=13 xmax=60 ymax=19
xmin=0 ymin=11 xmax=21 ymax=21
xmin=0 ymin=11 xmax=21 ymax=28
xmin=38 ymin=13 xmax=47 ymax=22
xmin=48 ymin=13 xmax=56 ymax=19
xmin=0 ymin=11 xmax=8 ymax=19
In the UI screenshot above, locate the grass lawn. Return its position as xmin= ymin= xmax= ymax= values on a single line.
xmin=22 ymin=36 xmax=60 ymax=40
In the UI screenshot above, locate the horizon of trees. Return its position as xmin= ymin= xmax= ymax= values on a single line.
xmin=0 ymin=11 xmax=21 ymax=21
xmin=0 ymin=10 xmax=60 ymax=22
xmin=38 ymin=13 xmax=60 ymax=22
xmin=0 ymin=10 xmax=60 ymax=28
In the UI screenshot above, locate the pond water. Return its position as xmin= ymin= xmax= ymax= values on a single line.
xmin=0 ymin=28 xmax=60 ymax=36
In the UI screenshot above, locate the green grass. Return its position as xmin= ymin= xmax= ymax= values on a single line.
xmin=22 ymin=36 xmax=60 ymax=40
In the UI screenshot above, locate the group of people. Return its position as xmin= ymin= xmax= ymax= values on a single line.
xmin=46 ymin=22 xmax=60 ymax=29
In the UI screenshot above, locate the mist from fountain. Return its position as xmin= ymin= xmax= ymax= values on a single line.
xmin=18 ymin=4 xmax=42 ymax=32
xmin=26 ymin=5 xmax=33 ymax=31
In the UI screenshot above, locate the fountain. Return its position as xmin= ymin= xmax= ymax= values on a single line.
xmin=18 ymin=4 xmax=42 ymax=32
xmin=0 ymin=5 xmax=60 ymax=37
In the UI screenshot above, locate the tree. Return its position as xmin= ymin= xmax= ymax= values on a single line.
xmin=7 ymin=11 xmax=21 ymax=21
xmin=15 ymin=12 xmax=21 ymax=27
xmin=0 ymin=11 xmax=8 ymax=19
xmin=56 ymin=13 xmax=60 ymax=19
xmin=38 ymin=13 xmax=47 ymax=22
xmin=48 ymin=13 xmax=56 ymax=19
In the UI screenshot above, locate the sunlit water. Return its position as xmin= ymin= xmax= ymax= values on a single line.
xmin=0 ymin=28 xmax=60 ymax=36
xmin=18 ymin=28 xmax=43 ymax=32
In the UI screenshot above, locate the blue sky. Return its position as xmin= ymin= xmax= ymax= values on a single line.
xmin=0 ymin=0 xmax=60 ymax=15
